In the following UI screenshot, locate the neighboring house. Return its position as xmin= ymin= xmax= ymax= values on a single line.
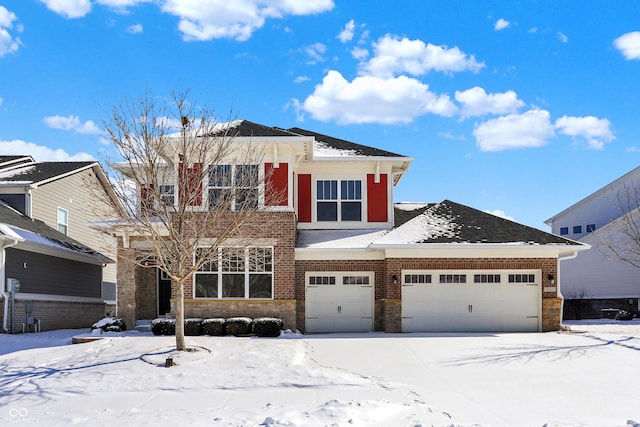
xmin=545 ymin=166 xmax=640 ymax=318
xmin=0 ymin=156 xmax=119 ymax=330
xmin=112 ymin=120 xmax=587 ymax=333
xmin=0 ymin=202 xmax=112 ymax=332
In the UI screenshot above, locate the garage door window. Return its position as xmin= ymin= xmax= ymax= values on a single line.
xmin=508 ymin=274 xmax=535 ymax=283
xmin=405 ymin=274 xmax=432 ymax=284
xmin=309 ymin=276 xmax=336 ymax=285
xmin=474 ymin=274 xmax=501 ymax=283
xmin=439 ymin=274 xmax=467 ymax=283
xmin=343 ymin=275 xmax=369 ymax=285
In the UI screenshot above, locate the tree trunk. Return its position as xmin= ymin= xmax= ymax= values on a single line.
xmin=175 ymin=280 xmax=186 ymax=351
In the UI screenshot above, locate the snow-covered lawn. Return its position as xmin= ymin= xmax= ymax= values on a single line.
xmin=1 ymin=320 xmax=640 ymax=426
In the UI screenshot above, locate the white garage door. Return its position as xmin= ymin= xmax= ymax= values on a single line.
xmin=402 ymin=270 xmax=540 ymax=332
xmin=306 ymin=272 xmax=374 ymax=333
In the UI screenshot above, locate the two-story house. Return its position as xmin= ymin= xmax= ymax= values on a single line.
xmin=113 ymin=121 xmax=587 ymax=333
xmin=546 ymin=166 xmax=640 ymax=318
xmin=0 ymin=156 xmax=118 ymax=331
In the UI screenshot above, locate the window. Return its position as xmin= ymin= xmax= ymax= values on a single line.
xmin=194 ymin=246 xmax=273 ymax=299
xmin=208 ymin=164 xmax=259 ymax=210
xmin=560 ymin=227 xmax=569 ymax=235
xmin=57 ymin=207 xmax=68 ymax=235
xmin=586 ymin=224 xmax=596 ymax=233
xmin=309 ymin=276 xmax=336 ymax=285
xmin=508 ymin=274 xmax=536 ymax=283
xmin=316 ymin=179 xmax=362 ymax=221
xmin=573 ymin=225 xmax=582 ymax=234
xmin=343 ymin=275 xmax=370 ymax=285
xmin=160 ymin=185 xmax=175 ymax=205
xmin=404 ymin=274 xmax=432 ymax=284
xmin=439 ymin=274 xmax=466 ymax=284
xmin=474 ymin=274 xmax=501 ymax=283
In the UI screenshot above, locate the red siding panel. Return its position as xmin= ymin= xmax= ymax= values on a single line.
xmin=265 ymin=163 xmax=289 ymax=206
xmin=367 ymin=174 xmax=388 ymax=222
xmin=298 ymin=174 xmax=312 ymax=222
xmin=178 ymin=162 xmax=203 ymax=206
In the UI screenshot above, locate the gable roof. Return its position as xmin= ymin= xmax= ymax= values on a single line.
xmin=0 ymin=202 xmax=112 ymax=264
xmin=287 ymin=127 xmax=407 ymax=158
xmin=0 ymin=155 xmax=35 ymax=169
xmin=0 ymin=161 xmax=97 ymax=186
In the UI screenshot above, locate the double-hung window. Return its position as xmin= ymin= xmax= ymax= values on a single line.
xmin=194 ymin=246 xmax=273 ymax=299
xmin=208 ymin=165 xmax=259 ymax=210
xmin=57 ymin=207 xmax=68 ymax=235
xmin=316 ymin=179 xmax=362 ymax=221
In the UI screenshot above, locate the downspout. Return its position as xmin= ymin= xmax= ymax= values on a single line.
xmin=1 ymin=238 xmax=20 ymax=333
xmin=557 ymin=250 xmax=580 ymax=329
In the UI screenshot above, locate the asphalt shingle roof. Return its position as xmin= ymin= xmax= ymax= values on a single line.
xmin=287 ymin=127 xmax=406 ymax=158
xmin=0 ymin=162 xmax=95 ymax=184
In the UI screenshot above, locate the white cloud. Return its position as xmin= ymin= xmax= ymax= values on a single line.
xmin=494 ymin=18 xmax=510 ymax=31
xmin=127 ymin=24 xmax=143 ymax=34
xmin=159 ymin=0 xmax=334 ymax=41
xmin=614 ymin=31 xmax=640 ymax=60
xmin=438 ymin=131 xmax=466 ymax=141
xmin=0 ymin=139 xmax=93 ymax=161
xmin=625 ymin=146 xmax=640 ymax=153
xmin=337 ymin=19 xmax=355 ymax=43
xmin=557 ymin=32 xmax=568 ymax=43
xmin=294 ymin=75 xmax=310 ymax=83
xmin=39 ymin=0 xmax=92 ymax=19
xmin=473 ymin=109 xmax=555 ymax=152
xmin=96 ymin=0 xmax=153 ymax=8
xmin=305 ymin=42 xmax=327 ymax=64
xmin=350 ymin=46 xmax=369 ymax=60
xmin=0 ymin=6 xmax=21 ymax=57
xmin=43 ymin=115 xmax=102 ymax=134
xmin=484 ymin=209 xmax=515 ymax=221
xmin=361 ymin=34 xmax=485 ymax=78
xmin=301 ymin=70 xmax=457 ymax=125
xmin=555 ymin=115 xmax=615 ymax=150
xmin=455 ymin=87 xmax=525 ymax=118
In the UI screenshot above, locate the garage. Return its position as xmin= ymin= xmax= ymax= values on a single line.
xmin=305 ymin=272 xmax=374 ymax=333
xmin=402 ymin=270 xmax=540 ymax=332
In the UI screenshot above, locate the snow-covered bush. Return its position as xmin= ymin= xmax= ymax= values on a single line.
xmin=91 ymin=317 xmax=127 ymax=333
xmin=184 ymin=318 xmax=203 ymax=336
xmin=615 ymin=310 xmax=635 ymax=321
xmin=252 ymin=317 xmax=283 ymax=337
xmin=225 ymin=317 xmax=253 ymax=336
xmin=203 ymin=318 xmax=226 ymax=336
xmin=151 ymin=318 xmax=176 ymax=335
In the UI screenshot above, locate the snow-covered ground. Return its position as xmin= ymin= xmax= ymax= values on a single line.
xmin=1 ymin=320 xmax=640 ymax=426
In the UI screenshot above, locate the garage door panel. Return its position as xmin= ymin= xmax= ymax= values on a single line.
xmin=402 ymin=271 xmax=540 ymax=333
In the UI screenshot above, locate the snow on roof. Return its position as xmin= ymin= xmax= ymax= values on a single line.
xmin=297 ymin=229 xmax=388 ymax=249
xmin=0 ymin=165 xmax=36 ymax=180
xmin=375 ymin=206 xmax=460 ymax=245
xmin=394 ymin=202 xmax=429 ymax=211
xmin=313 ymin=140 xmax=359 ymax=157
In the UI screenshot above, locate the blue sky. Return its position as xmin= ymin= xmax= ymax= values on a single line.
xmin=1 ymin=1 xmax=640 ymax=229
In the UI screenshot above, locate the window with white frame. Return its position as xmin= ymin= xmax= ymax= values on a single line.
xmin=208 ymin=164 xmax=259 ymax=211
xmin=439 ymin=274 xmax=466 ymax=284
xmin=194 ymin=246 xmax=273 ymax=299
xmin=159 ymin=185 xmax=175 ymax=205
xmin=508 ymin=274 xmax=536 ymax=284
xmin=404 ymin=274 xmax=432 ymax=284
xmin=57 ymin=207 xmax=68 ymax=235
xmin=316 ymin=179 xmax=362 ymax=221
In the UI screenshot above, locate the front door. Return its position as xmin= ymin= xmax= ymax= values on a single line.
xmin=157 ymin=269 xmax=172 ymax=316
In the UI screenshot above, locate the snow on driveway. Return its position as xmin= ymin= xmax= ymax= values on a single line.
xmin=1 ymin=320 xmax=639 ymax=426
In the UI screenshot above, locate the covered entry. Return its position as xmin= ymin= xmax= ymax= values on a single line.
xmin=402 ymin=270 xmax=540 ymax=332
xmin=305 ymin=272 xmax=374 ymax=333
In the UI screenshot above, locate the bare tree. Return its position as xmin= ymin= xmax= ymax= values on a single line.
xmin=596 ymin=181 xmax=640 ymax=269
xmin=101 ymin=91 xmax=281 ymax=351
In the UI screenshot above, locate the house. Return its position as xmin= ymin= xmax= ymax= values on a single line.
xmin=0 ymin=202 xmax=112 ymax=332
xmin=545 ymin=166 xmax=640 ymax=318
xmin=0 ymin=156 xmax=119 ymax=331
xmin=112 ymin=120 xmax=587 ymax=333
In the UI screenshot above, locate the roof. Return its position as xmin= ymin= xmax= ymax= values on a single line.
xmin=288 ymin=127 xmax=407 ymax=158
xmin=381 ymin=200 xmax=582 ymax=245
xmin=0 ymin=161 xmax=97 ymax=185
xmin=0 ymin=202 xmax=112 ymax=264
xmin=206 ymin=120 xmax=300 ymax=138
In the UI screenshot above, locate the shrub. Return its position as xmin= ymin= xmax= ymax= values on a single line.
xmin=151 ymin=318 xmax=176 ymax=336
xmin=184 ymin=318 xmax=203 ymax=336
xmin=616 ymin=310 xmax=634 ymax=321
xmin=225 ymin=317 xmax=253 ymax=336
xmin=203 ymin=318 xmax=226 ymax=336
xmin=91 ymin=317 xmax=127 ymax=333
xmin=252 ymin=318 xmax=283 ymax=337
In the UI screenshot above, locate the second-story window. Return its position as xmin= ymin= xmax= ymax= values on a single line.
xmin=57 ymin=207 xmax=68 ymax=235
xmin=208 ymin=165 xmax=259 ymax=211
xmin=160 ymin=185 xmax=175 ymax=205
xmin=317 ymin=179 xmax=362 ymax=222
